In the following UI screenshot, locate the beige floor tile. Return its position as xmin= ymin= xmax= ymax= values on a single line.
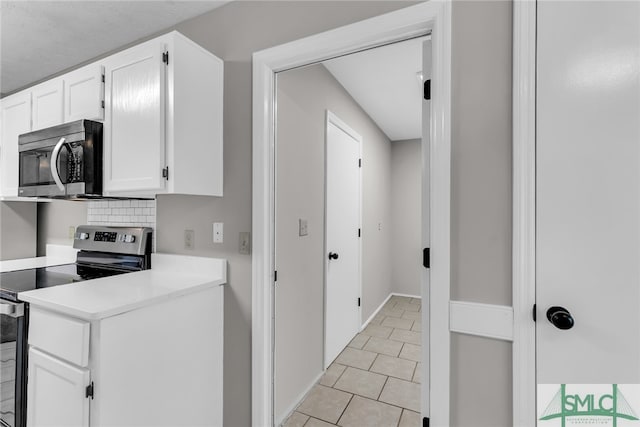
xmin=399 ymin=343 xmax=421 ymax=362
xmin=333 ymin=367 xmax=387 ymax=400
xmin=410 ymin=298 xmax=422 ymax=305
xmin=382 ymin=316 xmax=414 ymax=330
xmin=363 ymin=336 xmax=403 ymax=357
xmin=413 ymin=362 xmax=421 ymax=383
xmin=347 ymin=333 xmax=369 ymax=350
xmin=389 ymin=296 xmax=406 ymax=304
xmin=297 ymin=385 xmax=352 ymax=424
xmin=370 ymin=354 xmax=416 ymax=381
xmin=368 ymin=314 xmax=385 ymax=325
xmin=389 ymin=329 xmax=422 ymax=345
xmin=319 ymin=363 xmax=347 ymax=387
xmin=362 ymin=324 xmax=393 ymax=339
xmin=380 ymin=306 xmax=405 ymax=318
xmin=337 ymin=396 xmax=402 ymax=427
xmin=305 ymin=417 xmax=338 ymax=427
xmin=411 ymin=321 xmax=422 ymax=332
xmin=334 ymin=347 xmax=377 ymax=370
xmin=283 ymin=411 xmax=309 ymax=427
xmin=379 ymin=377 xmax=421 ymax=412
xmin=395 ymin=301 xmax=420 ymax=312
xmin=399 ymin=409 xmax=421 ymax=427
xmin=401 ymin=311 xmax=421 ymax=321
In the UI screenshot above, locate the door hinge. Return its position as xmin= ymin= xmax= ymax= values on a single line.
xmin=101 ymin=100 xmax=105 ymax=109
xmin=101 ymin=74 xmax=105 ymax=83
xmin=86 ymin=382 xmax=94 ymax=399
xmin=423 ymin=247 xmax=430 ymax=269
xmin=358 ymin=158 xmax=362 ymax=168
xmin=162 ymin=51 xmax=169 ymax=65
xmin=423 ymin=417 xmax=430 ymax=427
xmin=358 ymin=297 xmax=361 ymax=307
xmin=424 ymin=79 xmax=431 ymax=100
xmin=274 ymin=270 xmax=278 ymax=282
xmin=533 ymin=303 xmax=536 ymax=322
xmin=162 ymin=167 xmax=169 ymax=180
xmin=358 ymin=228 xmax=361 ymax=238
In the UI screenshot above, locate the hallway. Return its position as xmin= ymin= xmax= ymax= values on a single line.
xmin=283 ymin=296 xmax=422 ymax=427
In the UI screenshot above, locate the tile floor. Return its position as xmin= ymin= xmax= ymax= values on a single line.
xmin=282 ymin=296 xmax=422 ymax=427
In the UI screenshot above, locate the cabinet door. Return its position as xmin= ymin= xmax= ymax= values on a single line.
xmin=0 ymin=91 xmax=31 ymax=197
xmin=32 ymin=79 xmax=64 ymax=130
xmin=103 ymin=40 xmax=166 ymax=195
xmin=64 ymin=64 xmax=105 ymax=122
xmin=27 ymin=348 xmax=90 ymax=427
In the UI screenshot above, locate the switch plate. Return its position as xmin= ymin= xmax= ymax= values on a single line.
xmin=299 ymin=219 xmax=308 ymax=236
xmin=213 ymin=222 xmax=223 ymax=243
xmin=239 ymin=232 xmax=251 ymax=254
xmin=184 ymin=229 xmax=194 ymax=250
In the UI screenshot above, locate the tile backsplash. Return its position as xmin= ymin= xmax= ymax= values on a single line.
xmin=87 ymin=200 xmax=156 ymax=230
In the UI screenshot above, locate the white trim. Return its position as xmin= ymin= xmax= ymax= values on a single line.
xmin=251 ymin=2 xmax=452 ymax=425
xmin=512 ymin=0 xmax=537 ymax=426
xmin=449 ymin=301 xmax=514 ymax=342
xmin=392 ymin=293 xmax=421 ymax=299
xmin=360 ymin=293 xmax=393 ymax=330
xmin=324 ymin=110 xmax=363 ymax=369
xmin=275 ymin=371 xmax=324 ymax=427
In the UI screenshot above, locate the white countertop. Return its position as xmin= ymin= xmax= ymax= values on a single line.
xmin=0 ymin=245 xmax=78 ymax=273
xmin=18 ymin=253 xmax=227 ymax=321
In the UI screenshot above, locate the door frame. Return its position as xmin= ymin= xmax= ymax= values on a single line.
xmin=512 ymin=0 xmax=537 ymax=425
xmin=324 ymin=110 xmax=363 ymax=369
xmin=251 ymin=1 xmax=452 ymax=425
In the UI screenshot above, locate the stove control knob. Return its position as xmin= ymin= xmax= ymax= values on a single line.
xmin=124 ymin=235 xmax=136 ymax=243
xmin=78 ymin=232 xmax=90 ymax=240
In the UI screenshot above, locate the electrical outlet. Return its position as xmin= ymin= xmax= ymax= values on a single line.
xmin=213 ymin=222 xmax=223 ymax=243
xmin=239 ymin=232 xmax=251 ymax=255
xmin=68 ymin=226 xmax=76 ymax=239
xmin=299 ymin=219 xmax=308 ymax=236
xmin=184 ymin=229 xmax=194 ymax=250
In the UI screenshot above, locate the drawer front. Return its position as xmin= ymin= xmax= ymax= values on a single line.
xmin=28 ymin=308 xmax=90 ymax=367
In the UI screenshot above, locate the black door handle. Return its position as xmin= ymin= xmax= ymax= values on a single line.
xmin=546 ymin=306 xmax=574 ymax=330
xmin=328 ymin=252 xmax=339 ymax=260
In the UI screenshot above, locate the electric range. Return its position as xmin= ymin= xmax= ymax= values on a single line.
xmin=0 ymin=225 xmax=152 ymax=427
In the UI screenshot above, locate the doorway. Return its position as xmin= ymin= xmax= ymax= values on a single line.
xmin=251 ymin=2 xmax=453 ymax=425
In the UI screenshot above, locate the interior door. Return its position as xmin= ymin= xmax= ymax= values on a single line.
xmin=536 ymin=0 xmax=640 ymax=410
xmin=324 ymin=111 xmax=361 ymax=368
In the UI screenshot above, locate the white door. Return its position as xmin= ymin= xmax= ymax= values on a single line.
xmin=27 ymin=348 xmax=90 ymax=427
xmin=324 ymin=111 xmax=361 ymax=367
xmin=31 ymin=79 xmax=64 ymax=131
xmin=0 ymin=91 xmax=31 ymax=197
xmin=537 ymin=0 xmax=640 ymax=418
xmin=103 ymin=40 xmax=166 ymax=195
xmin=64 ymin=63 xmax=105 ymax=122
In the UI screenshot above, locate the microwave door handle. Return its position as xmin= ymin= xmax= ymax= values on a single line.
xmin=50 ymin=137 xmax=66 ymax=192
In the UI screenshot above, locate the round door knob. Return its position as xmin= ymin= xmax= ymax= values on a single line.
xmin=546 ymin=306 xmax=574 ymax=330
xmin=328 ymin=252 xmax=339 ymax=260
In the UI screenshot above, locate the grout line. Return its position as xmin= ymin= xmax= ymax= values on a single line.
xmin=377 ymin=373 xmax=391 ymax=401
xmin=335 ymin=392 xmax=355 ymax=426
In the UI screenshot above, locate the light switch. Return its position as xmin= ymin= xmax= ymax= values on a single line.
xmin=299 ymin=219 xmax=308 ymax=236
xmin=213 ymin=222 xmax=223 ymax=243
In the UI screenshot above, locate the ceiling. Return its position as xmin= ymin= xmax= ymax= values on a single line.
xmin=0 ymin=1 xmax=230 ymax=96
xmin=323 ymin=36 xmax=428 ymax=142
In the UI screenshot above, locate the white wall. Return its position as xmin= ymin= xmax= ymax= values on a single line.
xmin=274 ymin=63 xmax=392 ymax=422
xmin=390 ymin=139 xmax=421 ymax=296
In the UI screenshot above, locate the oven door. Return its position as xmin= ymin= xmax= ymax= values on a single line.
xmin=0 ymin=300 xmax=26 ymax=427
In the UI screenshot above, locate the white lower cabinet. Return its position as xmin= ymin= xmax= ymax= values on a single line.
xmin=27 ymin=348 xmax=90 ymax=427
xmin=26 ymin=285 xmax=223 ymax=426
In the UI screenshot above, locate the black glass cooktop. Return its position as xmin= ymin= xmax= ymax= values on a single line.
xmin=0 ymin=263 xmax=129 ymax=302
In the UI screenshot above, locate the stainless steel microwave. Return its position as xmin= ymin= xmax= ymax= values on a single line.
xmin=18 ymin=120 xmax=102 ymax=198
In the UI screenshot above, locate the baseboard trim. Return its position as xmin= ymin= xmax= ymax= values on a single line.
xmin=276 ymin=370 xmax=324 ymax=427
xmin=449 ymin=300 xmax=514 ymax=342
xmin=361 ymin=292 xmax=422 ymax=331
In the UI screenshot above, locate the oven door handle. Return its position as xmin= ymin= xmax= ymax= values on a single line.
xmin=0 ymin=301 xmax=24 ymax=318
xmin=51 ymin=137 xmax=67 ymax=192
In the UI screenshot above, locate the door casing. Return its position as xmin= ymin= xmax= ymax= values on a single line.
xmin=251 ymin=1 xmax=453 ymax=425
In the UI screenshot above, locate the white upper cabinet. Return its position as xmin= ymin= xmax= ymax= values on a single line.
xmin=0 ymin=91 xmax=32 ymax=197
xmin=31 ymin=79 xmax=64 ymax=131
xmin=103 ymin=39 xmax=167 ymax=195
xmin=64 ymin=63 xmax=105 ymax=122
xmin=103 ymin=31 xmax=223 ymax=198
